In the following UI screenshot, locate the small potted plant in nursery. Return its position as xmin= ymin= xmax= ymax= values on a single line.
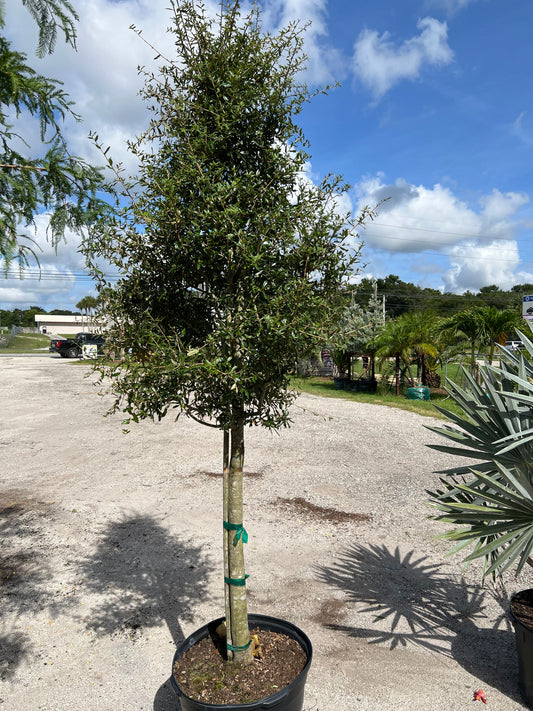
xmin=426 ymin=326 xmax=533 ymax=708
xmin=83 ymin=1 xmax=374 ymax=708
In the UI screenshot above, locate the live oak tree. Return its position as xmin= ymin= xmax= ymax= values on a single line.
xmin=1 ymin=0 xmax=105 ymax=269
xmin=334 ymin=281 xmax=385 ymax=379
xmin=85 ymin=0 xmax=371 ymax=665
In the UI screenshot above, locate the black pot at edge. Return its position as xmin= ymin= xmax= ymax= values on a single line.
xmin=510 ymin=589 xmax=533 ymax=709
xmin=170 ymin=614 xmax=313 ymax=711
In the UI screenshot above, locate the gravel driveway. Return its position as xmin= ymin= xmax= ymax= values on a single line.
xmin=0 ymin=356 xmax=530 ymax=710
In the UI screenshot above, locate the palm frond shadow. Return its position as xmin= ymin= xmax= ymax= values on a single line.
xmin=77 ymin=514 xmax=212 ymax=646
xmin=316 ymin=543 xmax=519 ymax=699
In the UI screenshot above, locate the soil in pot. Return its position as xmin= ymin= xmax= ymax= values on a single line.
xmin=173 ymin=626 xmax=307 ymax=705
xmin=512 ymin=589 xmax=533 ymax=629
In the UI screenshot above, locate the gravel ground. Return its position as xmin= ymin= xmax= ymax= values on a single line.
xmin=0 ymin=355 xmax=531 ymax=710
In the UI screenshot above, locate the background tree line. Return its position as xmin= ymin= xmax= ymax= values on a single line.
xmin=332 ymin=279 xmax=528 ymax=394
xmin=353 ymin=275 xmax=533 ymax=318
xmin=0 ymin=295 xmax=97 ymax=328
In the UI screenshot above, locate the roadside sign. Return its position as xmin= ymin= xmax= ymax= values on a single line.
xmin=523 ymin=296 xmax=533 ymax=321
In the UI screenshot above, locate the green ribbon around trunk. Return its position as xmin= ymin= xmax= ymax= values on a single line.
xmin=224 ymin=574 xmax=249 ymax=587
xmin=223 ymin=520 xmax=248 ymax=546
xmin=227 ymin=639 xmax=252 ymax=652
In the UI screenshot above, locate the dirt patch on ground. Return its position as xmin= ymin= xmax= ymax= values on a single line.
xmin=275 ymin=496 xmax=372 ymax=524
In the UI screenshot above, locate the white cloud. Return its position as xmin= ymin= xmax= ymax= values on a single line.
xmin=4 ymin=0 xmax=178 ymax=173
xmin=0 ymin=214 xmax=95 ymax=309
xmin=354 ymin=176 xmax=532 ymax=292
xmin=479 ymin=189 xmax=530 ymax=225
xmin=5 ymin=0 xmax=342 ymax=174
xmin=443 ymin=240 xmax=533 ymax=293
xmin=425 ymin=0 xmax=480 ymax=14
xmin=0 ymin=269 xmax=83 ymax=311
xmin=260 ymin=0 xmax=343 ymax=84
xmin=2 ymin=0 xmax=347 ymax=308
xmin=355 ymin=176 xmax=528 ymax=251
xmin=511 ymin=111 xmax=533 ymax=148
xmin=356 ymin=177 xmax=477 ymax=250
xmin=295 ymin=160 xmax=354 ymax=219
xmin=353 ymin=17 xmax=453 ymax=98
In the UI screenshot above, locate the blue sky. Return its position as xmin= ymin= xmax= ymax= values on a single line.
xmin=3 ymin=0 xmax=533 ymax=310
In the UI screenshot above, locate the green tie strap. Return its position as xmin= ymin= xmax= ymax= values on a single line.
xmin=224 ymin=574 xmax=249 ymax=587
xmin=223 ymin=520 xmax=248 ymax=546
xmin=227 ymin=639 xmax=252 ymax=652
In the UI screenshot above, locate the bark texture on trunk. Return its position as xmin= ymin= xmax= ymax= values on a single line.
xmin=223 ymin=408 xmax=252 ymax=664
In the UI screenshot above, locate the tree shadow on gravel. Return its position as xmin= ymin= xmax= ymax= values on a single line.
xmin=316 ymin=542 xmax=520 ymax=702
xmin=77 ymin=514 xmax=212 ymax=711
xmin=78 ymin=514 xmax=211 ymax=643
xmin=0 ymin=497 xmax=70 ymax=680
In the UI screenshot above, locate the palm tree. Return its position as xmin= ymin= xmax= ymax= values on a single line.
xmin=476 ymin=305 xmax=521 ymax=364
xmin=438 ymin=307 xmax=485 ymax=375
xmin=427 ymin=325 xmax=533 ymax=579
xmin=400 ymin=311 xmax=439 ymax=385
xmin=371 ymin=316 xmax=415 ymax=395
xmin=76 ymin=295 xmax=98 ymax=331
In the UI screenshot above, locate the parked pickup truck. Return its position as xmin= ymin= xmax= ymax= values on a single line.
xmin=49 ymin=332 xmax=105 ymax=359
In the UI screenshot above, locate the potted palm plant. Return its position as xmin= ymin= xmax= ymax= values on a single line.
xmin=84 ymin=1 xmax=374 ymax=708
xmin=426 ymin=324 xmax=533 ymax=708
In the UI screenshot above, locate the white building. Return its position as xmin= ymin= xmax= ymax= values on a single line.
xmin=34 ymin=314 xmax=106 ymax=335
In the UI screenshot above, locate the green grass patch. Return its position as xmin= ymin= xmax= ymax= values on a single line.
xmin=0 ymin=333 xmax=51 ymax=353
xmin=291 ymin=377 xmax=464 ymax=420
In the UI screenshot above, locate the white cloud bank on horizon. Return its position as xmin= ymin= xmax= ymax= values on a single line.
xmin=0 ymin=213 xmax=94 ymax=310
xmin=355 ymin=175 xmax=533 ymax=292
xmin=352 ymin=17 xmax=454 ymax=98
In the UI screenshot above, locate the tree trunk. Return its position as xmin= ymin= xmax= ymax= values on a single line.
xmin=395 ymin=354 xmax=400 ymax=396
xmin=404 ymin=359 xmax=416 ymax=387
xmin=223 ymin=407 xmax=252 ymax=664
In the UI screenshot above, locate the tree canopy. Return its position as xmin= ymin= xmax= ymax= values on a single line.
xmin=0 ymin=0 xmax=106 ymax=269
xmin=86 ymin=0 xmax=368 ymax=433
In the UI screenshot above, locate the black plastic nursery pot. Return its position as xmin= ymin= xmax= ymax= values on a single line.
xmin=170 ymin=614 xmax=313 ymax=711
xmin=510 ymin=589 xmax=533 ymax=709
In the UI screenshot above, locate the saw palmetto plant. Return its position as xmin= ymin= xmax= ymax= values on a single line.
xmin=427 ymin=326 xmax=533 ymax=580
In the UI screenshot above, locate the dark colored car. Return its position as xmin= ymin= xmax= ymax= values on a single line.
xmin=48 ymin=336 xmax=65 ymax=354
xmin=49 ymin=332 xmax=105 ymax=358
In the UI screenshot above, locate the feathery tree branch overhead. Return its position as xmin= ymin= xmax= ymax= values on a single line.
xmin=0 ymin=0 xmax=106 ymax=270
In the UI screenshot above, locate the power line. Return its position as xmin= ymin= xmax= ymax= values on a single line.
xmin=1 ymin=270 xmax=120 ymax=282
